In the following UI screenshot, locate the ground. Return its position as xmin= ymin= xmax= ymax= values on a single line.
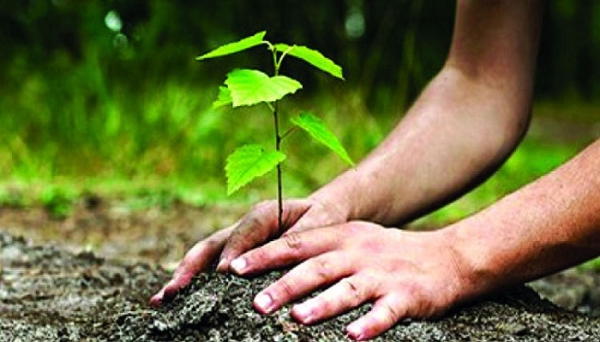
xmin=2 ymin=199 xmax=600 ymax=341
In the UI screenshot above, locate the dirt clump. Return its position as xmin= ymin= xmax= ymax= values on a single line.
xmin=2 ymin=231 xmax=600 ymax=341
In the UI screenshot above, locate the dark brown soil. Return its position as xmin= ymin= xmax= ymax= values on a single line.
xmin=2 ymin=200 xmax=600 ymax=341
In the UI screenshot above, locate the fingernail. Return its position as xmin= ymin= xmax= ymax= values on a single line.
xmin=149 ymin=295 xmax=161 ymax=307
xmin=216 ymin=258 xmax=228 ymax=271
xmin=254 ymin=293 xmax=274 ymax=313
xmin=293 ymin=303 xmax=314 ymax=324
xmin=347 ymin=323 xmax=365 ymax=340
xmin=230 ymin=257 xmax=247 ymax=273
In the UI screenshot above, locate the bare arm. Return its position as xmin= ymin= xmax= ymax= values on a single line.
xmin=451 ymin=139 xmax=600 ymax=297
xmin=312 ymin=0 xmax=544 ymax=225
xmin=231 ymin=140 xmax=600 ymax=340
xmin=153 ymin=4 xmax=552 ymax=334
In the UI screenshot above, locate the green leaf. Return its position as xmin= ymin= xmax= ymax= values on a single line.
xmin=197 ymin=31 xmax=267 ymax=60
xmin=225 ymin=144 xmax=287 ymax=195
xmin=212 ymin=86 xmax=233 ymax=109
xmin=225 ymin=69 xmax=302 ymax=107
xmin=274 ymin=44 xmax=344 ymax=80
xmin=291 ymin=112 xmax=354 ymax=166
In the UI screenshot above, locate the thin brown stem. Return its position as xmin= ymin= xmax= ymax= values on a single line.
xmin=273 ymin=101 xmax=283 ymax=231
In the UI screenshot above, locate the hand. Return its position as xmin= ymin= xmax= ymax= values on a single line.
xmin=228 ymin=222 xmax=470 ymax=340
xmin=150 ymin=197 xmax=349 ymax=306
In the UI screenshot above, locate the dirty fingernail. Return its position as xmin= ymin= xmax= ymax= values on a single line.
xmin=346 ymin=323 xmax=365 ymax=340
xmin=216 ymin=258 xmax=228 ymax=271
xmin=230 ymin=257 xmax=247 ymax=273
xmin=254 ymin=293 xmax=274 ymax=313
xmin=149 ymin=295 xmax=161 ymax=306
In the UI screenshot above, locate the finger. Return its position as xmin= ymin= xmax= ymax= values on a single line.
xmin=219 ymin=199 xmax=315 ymax=270
xmin=150 ymin=227 xmax=231 ymax=306
xmin=230 ymin=225 xmax=343 ymax=275
xmin=291 ymin=273 xmax=376 ymax=325
xmin=253 ymin=252 xmax=353 ymax=314
xmin=346 ymin=293 xmax=407 ymax=341
xmin=218 ymin=201 xmax=282 ymax=270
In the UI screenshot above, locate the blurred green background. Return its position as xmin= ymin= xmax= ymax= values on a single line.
xmin=0 ymin=0 xmax=598 ymax=223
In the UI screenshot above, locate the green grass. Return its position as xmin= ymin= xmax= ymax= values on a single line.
xmin=414 ymin=137 xmax=582 ymax=226
xmin=1 ymin=65 xmax=597 ymax=228
xmin=3 ymin=88 xmax=598 ymax=271
xmin=0 ymin=67 xmax=381 ymax=210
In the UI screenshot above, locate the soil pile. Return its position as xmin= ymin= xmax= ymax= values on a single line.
xmin=2 ymin=231 xmax=600 ymax=341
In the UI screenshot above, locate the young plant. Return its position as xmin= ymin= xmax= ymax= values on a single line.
xmin=198 ymin=31 xmax=354 ymax=230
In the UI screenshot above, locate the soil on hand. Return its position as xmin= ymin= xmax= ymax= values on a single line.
xmin=2 ymin=201 xmax=600 ymax=341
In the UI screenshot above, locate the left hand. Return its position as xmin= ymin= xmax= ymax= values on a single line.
xmin=229 ymin=221 xmax=472 ymax=340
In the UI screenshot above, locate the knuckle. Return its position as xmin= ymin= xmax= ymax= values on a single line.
xmin=203 ymin=236 xmax=222 ymax=251
xmin=377 ymin=300 xmax=401 ymax=326
xmin=359 ymin=270 xmax=383 ymax=292
xmin=400 ymin=281 xmax=425 ymax=300
xmin=241 ymin=211 xmax=263 ymax=229
xmin=251 ymin=200 xmax=277 ymax=214
xmin=310 ymin=257 xmax=335 ymax=282
xmin=282 ymin=232 xmax=303 ymax=252
xmin=340 ymin=278 xmax=364 ymax=304
xmin=246 ymin=247 xmax=269 ymax=265
xmin=274 ymin=277 xmax=296 ymax=300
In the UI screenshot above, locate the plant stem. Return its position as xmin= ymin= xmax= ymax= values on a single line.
xmin=271 ymin=47 xmax=287 ymax=231
xmin=270 ymin=45 xmax=292 ymax=232
xmin=273 ymin=101 xmax=283 ymax=231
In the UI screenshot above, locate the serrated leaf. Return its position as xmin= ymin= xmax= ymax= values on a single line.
xmin=212 ymin=86 xmax=233 ymax=109
xmin=225 ymin=145 xmax=287 ymax=195
xmin=197 ymin=31 xmax=267 ymax=60
xmin=291 ymin=112 xmax=354 ymax=166
xmin=225 ymin=69 xmax=302 ymax=107
xmin=274 ymin=44 xmax=344 ymax=80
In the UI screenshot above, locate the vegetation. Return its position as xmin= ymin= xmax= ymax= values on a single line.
xmin=197 ymin=31 xmax=353 ymax=229
xmin=1 ymin=1 xmax=599 ymax=225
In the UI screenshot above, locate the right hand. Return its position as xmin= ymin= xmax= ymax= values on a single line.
xmin=150 ymin=197 xmax=348 ymax=306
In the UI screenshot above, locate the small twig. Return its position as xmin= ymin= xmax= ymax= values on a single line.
xmin=280 ymin=126 xmax=298 ymax=142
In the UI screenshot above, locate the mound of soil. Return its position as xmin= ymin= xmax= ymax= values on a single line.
xmin=2 ymin=231 xmax=600 ymax=342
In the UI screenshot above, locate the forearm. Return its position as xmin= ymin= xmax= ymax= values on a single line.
xmin=311 ymin=72 xmax=524 ymax=225
xmin=310 ymin=0 xmax=543 ymax=225
xmin=450 ymin=139 xmax=600 ymax=298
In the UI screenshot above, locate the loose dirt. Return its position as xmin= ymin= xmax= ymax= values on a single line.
xmin=2 ymin=200 xmax=600 ymax=341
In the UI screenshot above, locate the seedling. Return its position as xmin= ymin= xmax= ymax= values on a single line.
xmin=198 ymin=31 xmax=354 ymax=229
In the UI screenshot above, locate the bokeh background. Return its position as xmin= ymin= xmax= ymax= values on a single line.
xmin=1 ymin=0 xmax=599 ymax=223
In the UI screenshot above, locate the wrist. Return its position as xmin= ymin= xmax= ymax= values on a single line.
xmin=308 ymin=170 xmax=363 ymax=223
xmin=440 ymin=220 xmax=501 ymax=303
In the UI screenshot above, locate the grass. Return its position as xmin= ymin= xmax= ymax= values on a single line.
xmin=0 ymin=68 xmax=380 ymax=213
xmin=414 ymin=136 xmax=583 ymax=226
xmin=1 ymin=63 xmax=598 ymax=228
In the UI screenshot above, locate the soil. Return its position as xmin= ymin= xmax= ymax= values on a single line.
xmin=2 ymin=199 xmax=600 ymax=341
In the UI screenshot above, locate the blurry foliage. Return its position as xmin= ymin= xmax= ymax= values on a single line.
xmin=3 ymin=1 xmax=600 ymax=102
xmin=40 ymin=185 xmax=76 ymax=219
xmin=0 ymin=0 xmax=599 ymax=213
xmin=415 ymin=134 xmax=584 ymax=226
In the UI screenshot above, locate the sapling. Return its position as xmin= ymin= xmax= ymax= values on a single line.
xmin=198 ymin=31 xmax=354 ymax=230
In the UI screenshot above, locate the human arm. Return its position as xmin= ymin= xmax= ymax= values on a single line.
xmin=152 ymin=0 xmax=544 ymax=308
xmin=451 ymin=139 xmax=600 ymax=295
xmin=232 ymin=139 xmax=600 ymax=340
xmin=197 ymin=0 xmax=545 ymax=270
xmin=311 ymin=0 xmax=543 ymax=225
